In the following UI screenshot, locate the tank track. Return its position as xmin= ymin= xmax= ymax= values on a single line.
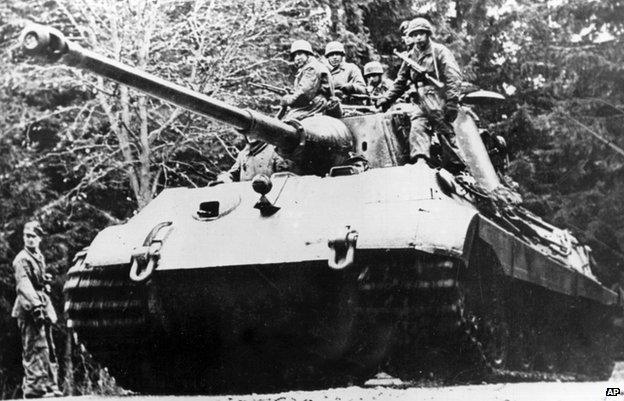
xmin=353 ymin=251 xmax=487 ymax=382
xmin=353 ymin=249 xmax=616 ymax=383
xmin=64 ymin=255 xmax=157 ymax=388
xmin=64 ymin=257 xmax=149 ymax=333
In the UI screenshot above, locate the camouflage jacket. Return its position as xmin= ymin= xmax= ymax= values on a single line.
xmin=329 ymin=61 xmax=367 ymax=95
xmin=12 ymin=248 xmax=57 ymax=323
xmin=290 ymin=56 xmax=334 ymax=107
xmin=382 ymin=41 xmax=462 ymax=105
xmin=221 ymin=142 xmax=294 ymax=182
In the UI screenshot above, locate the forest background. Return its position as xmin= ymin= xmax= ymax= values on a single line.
xmin=1 ymin=0 xmax=624 ymax=397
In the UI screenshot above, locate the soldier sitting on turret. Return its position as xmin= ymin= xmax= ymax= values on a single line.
xmin=376 ymin=17 xmax=462 ymax=163
xmin=281 ymin=40 xmax=341 ymax=120
xmin=324 ymin=41 xmax=367 ymax=104
xmin=217 ymin=139 xmax=294 ymax=183
xmin=363 ymin=61 xmax=393 ymax=101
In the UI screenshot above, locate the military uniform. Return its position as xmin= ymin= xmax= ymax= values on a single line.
xmin=219 ymin=141 xmax=294 ymax=182
xmin=12 ymin=244 xmax=60 ymax=398
xmin=282 ymin=56 xmax=337 ymax=121
xmin=379 ymin=40 xmax=462 ymax=161
xmin=329 ymin=61 xmax=367 ymax=99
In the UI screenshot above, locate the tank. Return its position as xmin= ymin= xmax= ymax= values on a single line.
xmin=21 ymin=24 xmax=622 ymax=393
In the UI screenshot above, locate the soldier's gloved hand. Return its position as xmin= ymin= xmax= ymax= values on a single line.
xmin=375 ymin=98 xmax=391 ymax=112
xmin=31 ymin=305 xmax=47 ymax=326
xmin=445 ymin=101 xmax=458 ymax=123
xmin=280 ymin=94 xmax=295 ymax=107
xmin=341 ymin=83 xmax=354 ymax=94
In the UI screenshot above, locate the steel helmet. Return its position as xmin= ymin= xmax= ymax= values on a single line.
xmin=406 ymin=17 xmax=434 ymax=36
xmin=363 ymin=61 xmax=384 ymax=77
xmin=290 ymin=40 xmax=313 ymax=55
xmin=324 ymin=41 xmax=345 ymax=56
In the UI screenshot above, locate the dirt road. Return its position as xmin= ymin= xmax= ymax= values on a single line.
xmin=13 ymin=364 xmax=624 ymax=401
xmin=29 ymin=380 xmax=621 ymax=401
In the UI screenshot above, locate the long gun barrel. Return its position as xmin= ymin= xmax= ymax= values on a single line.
xmin=250 ymin=82 xmax=289 ymax=96
xmin=393 ymin=49 xmax=444 ymax=89
xmin=20 ymin=24 xmax=354 ymax=173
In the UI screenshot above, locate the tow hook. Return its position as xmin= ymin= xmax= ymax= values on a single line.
xmin=130 ymin=221 xmax=173 ymax=282
xmin=328 ymin=226 xmax=358 ymax=270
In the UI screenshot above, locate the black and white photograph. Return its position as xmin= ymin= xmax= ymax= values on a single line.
xmin=1 ymin=0 xmax=623 ymax=400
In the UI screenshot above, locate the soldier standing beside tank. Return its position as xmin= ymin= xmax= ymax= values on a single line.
xmin=376 ymin=18 xmax=462 ymax=162
xmin=324 ymin=41 xmax=367 ymax=103
xmin=363 ymin=61 xmax=393 ymax=101
xmin=217 ymin=139 xmax=295 ymax=182
xmin=281 ymin=40 xmax=340 ymax=120
xmin=12 ymin=221 xmax=62 ymax=398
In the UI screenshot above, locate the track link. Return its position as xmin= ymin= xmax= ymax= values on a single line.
xmin=353 ymin=249 xmax=617 ymax=383
xmin=354 ymin=251 xmax=487 ymax=382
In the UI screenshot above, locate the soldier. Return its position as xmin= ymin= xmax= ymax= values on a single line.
xmin=281 ymin=40 xmax=340 ymax=120
xmin=12 ymin=221 xmax=62 ymax=398
xmin=363 ymin=61 xmax=393 ymax=100
xmin=217 ymin=140 xmax=294 ymax=182
xmin=376 ymin=17 xmax=462 ymax=162
xmin=324 ymin=41 xmax=367 ymax=102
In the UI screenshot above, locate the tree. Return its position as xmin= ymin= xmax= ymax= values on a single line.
xmin=1 ymin=0 xmax=374 ymax=395
xmin=491 ymin=0 xmax=624 ymax=279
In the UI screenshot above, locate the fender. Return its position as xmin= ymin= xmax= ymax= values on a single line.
xmin=475 ymin=215 xmax=618 ymax=306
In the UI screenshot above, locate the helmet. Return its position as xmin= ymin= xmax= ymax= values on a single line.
xmin=363 ymin=61 xmax=384 ymax=76
xmin=324 ymin=41 xmax=345 ymax=56
xmin=405 ymin=17 xmax=434 ymax=36
xmin=290 ymin=40 xmax=313 ymax=55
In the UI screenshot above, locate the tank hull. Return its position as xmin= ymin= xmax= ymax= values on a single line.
xmin=63 ymin=164 xmax=620 ymax=392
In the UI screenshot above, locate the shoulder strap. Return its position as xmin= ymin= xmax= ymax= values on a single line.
xmin=432 ymin=43 xmax=440 ymax=80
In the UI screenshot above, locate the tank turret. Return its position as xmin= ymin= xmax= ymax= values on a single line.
xmin=20 ymin=23 xmax=353 ymax=176
xmin=19 ymin=23 xmax=501 ymax=188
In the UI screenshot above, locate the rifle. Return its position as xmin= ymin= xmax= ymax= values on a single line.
xmin=349 ymin=93 xmax=374 ymax=100
xmin=250 ymin=82 xmax=290 ymax=96
xmin=393 ymin=49 xmax=444 ymax=89
xmin=250 ymin=82 xmax=291 ymax=119
xmin=346 ymin=93 xmax=382 ymax=106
